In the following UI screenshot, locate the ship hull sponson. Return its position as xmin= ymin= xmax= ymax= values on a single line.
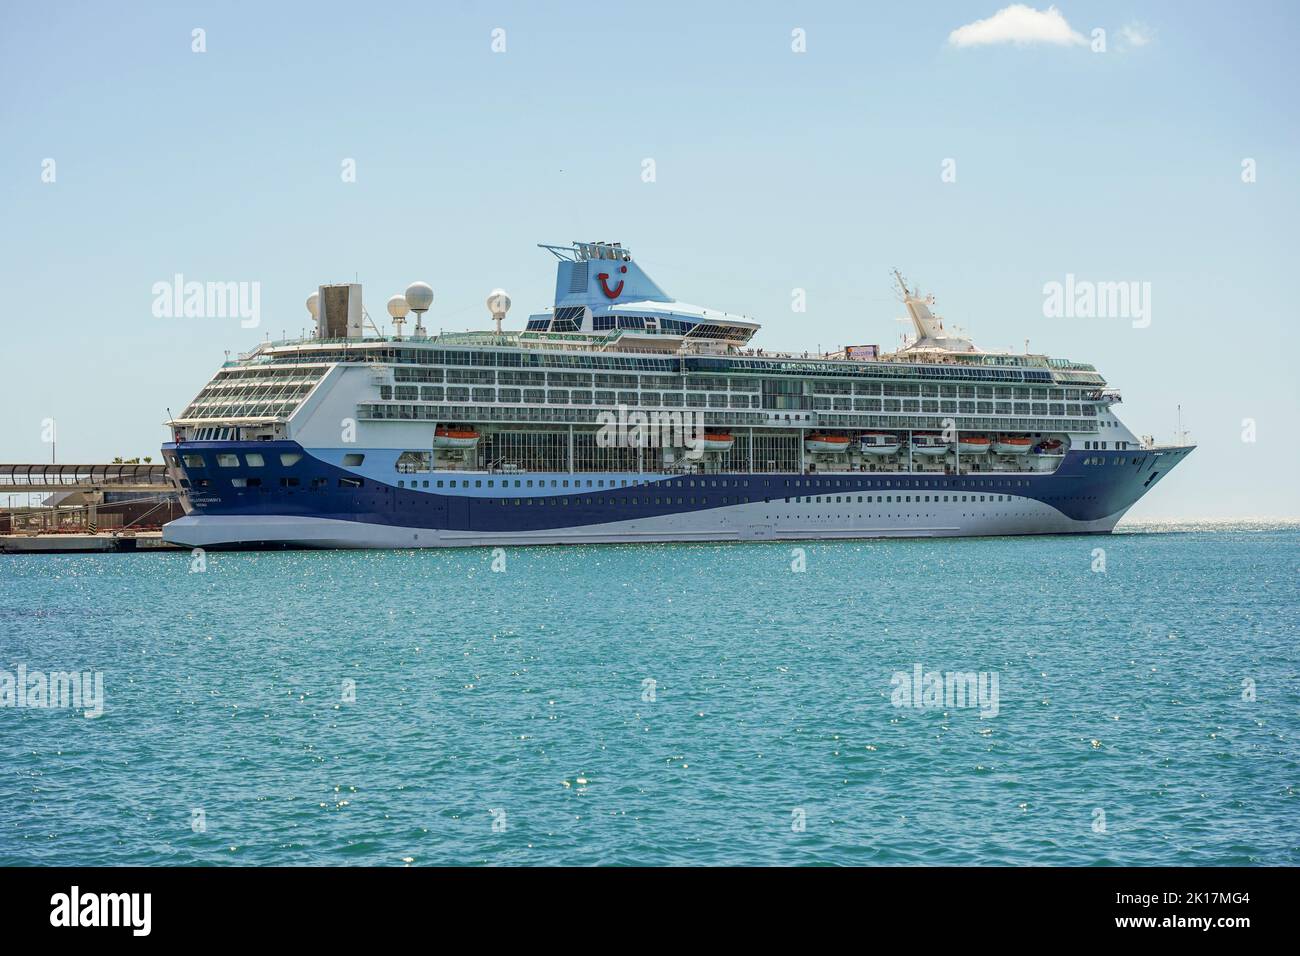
xmin=164 ymin=502 xmax=1127 ymax=550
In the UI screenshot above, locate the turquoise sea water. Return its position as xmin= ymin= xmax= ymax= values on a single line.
xmin=1 ymin=522 xmax=1297 ymax=866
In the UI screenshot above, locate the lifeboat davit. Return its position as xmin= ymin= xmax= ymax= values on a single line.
xmin=858 ymin=432 xmax=901 ymax=455
xmin=433 ymin=427 xmax=481 ymax=449
xmin=700 ymin=432 xmax=734 ymax=452
xmin=958 ymin=435 xmax=991 ymax=454
xmin=993 ymin=435 xmax=1033 ymax=455
xmin=910 ymin=433 xmax=949 ymax=456
xmin=805 ymin=433 xmax=851 ymax=454
xmin=1031 ymin=438 xmax=1064 ymax=456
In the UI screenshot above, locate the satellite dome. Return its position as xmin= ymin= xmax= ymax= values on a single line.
xmin=306 ymin=292 xmax=319 ymax=319
xmin=405 ymin=282 xmax=434 ymax=313
xmin=486 ymin=288 xmax=511 ymax=317
xmin=387 ymin=294 xmax=409 ymax=319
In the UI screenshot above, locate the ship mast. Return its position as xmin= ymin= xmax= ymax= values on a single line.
xmin=891 ymin=269 xmax=976 ymax=353
xmin=892 ymin=268 xmax=911 ymax=299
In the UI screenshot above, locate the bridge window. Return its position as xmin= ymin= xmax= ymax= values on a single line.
xmin=245 ymin=453 xmax=265 ymax=467
xmin=182 ymin=455 xmax=205 ymax=468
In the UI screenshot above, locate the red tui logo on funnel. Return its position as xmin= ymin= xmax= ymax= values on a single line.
xmin=596 ymin=265 xmax=627 ymax=299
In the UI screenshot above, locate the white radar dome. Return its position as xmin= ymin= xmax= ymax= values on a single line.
xmin=387 ymin=294 xmax=410 ymax=319
xmin=306 ymin=291 xmax=320 ymax=318
xmin=405 ymin=282 xmax=434 ymax=313
xmin=487 ymin=289 xmax=511 ymax=317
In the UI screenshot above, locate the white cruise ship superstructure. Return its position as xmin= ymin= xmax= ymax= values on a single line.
xmin=161 ymin=241 xmax=1193 ymax=549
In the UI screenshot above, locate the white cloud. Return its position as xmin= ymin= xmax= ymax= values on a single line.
xmin=1119 ymin=22 xmax=1154 ymax=48
xmin=948 ymin=4 xmax=1087 ymax=48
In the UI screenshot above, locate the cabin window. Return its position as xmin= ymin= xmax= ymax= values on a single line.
xmin=343 ymin=453 xmax=365 ymax=466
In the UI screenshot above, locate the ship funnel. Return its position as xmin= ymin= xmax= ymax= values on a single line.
xmin=544 ymin=240 xmax=670 ymax=314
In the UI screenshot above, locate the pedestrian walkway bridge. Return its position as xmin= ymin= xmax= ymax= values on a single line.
xmin=0 ymin=464 xmax=175 ymax=494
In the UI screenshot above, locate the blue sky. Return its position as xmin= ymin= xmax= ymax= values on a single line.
xmin=2 ymin=1 xmax=1296 ymax=518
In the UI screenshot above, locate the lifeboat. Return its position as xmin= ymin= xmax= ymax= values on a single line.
xmin=805 ymin=433 xmax=851 ymax=454
xmin=1031 ymin=438 xmax=1064 ymax=456
xmin=957 ymin=435 xmax=991 ymax=454
xmin=858 ymin=432 xmax=901 ymax=456
xmin=993 ymin=435 xmax=1033 ymax=455
xmin=700 ymin=432 xmax=734 ymax=452
xmin=433 ymin=426 xmax=480 ymax=449
xmin=910 ymin=433 xmax=949 ymax=456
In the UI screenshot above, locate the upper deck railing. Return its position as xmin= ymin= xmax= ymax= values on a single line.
xmin=237 ymin=332 xmax=1102 ymax=375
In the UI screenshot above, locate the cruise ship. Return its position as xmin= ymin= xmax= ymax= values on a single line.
xmin=161 ymin=241 xmax=1193 ymax=549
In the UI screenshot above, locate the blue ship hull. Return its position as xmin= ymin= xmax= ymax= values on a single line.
xmin=160 ymin=441 xmax=1194 ymax=549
